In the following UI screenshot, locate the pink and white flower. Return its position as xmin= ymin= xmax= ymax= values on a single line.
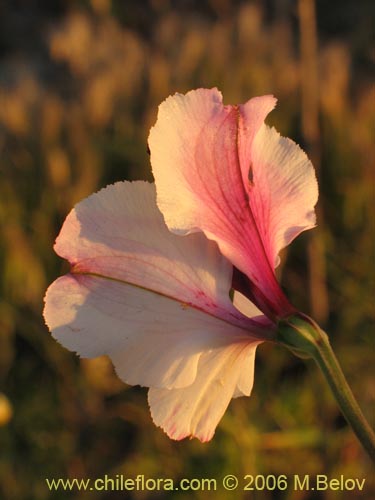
xmin=44 ymin=88 xmax=318 ymax=442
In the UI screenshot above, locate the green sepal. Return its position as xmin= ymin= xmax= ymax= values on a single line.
xmin=276 ymin=312 xmax=328 ymax=359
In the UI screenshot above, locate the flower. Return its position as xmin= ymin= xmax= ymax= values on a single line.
xmin=44 ymin=88 xmax=318 ymax=442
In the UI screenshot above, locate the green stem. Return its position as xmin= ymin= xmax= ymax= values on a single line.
xmin=277 ymin=313 xmax=375 ymax=461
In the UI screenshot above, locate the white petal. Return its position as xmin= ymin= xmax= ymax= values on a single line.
xmin=232 ymin=291 xmax=263 ymax=318
xmin=53 ymin=181 xmax=252 ymax=325
xmin=44 ymin=181 xmax=271 ymax=392
xmin=44 ymin=272 xmax=260 ymax=390
xmin=148 ymin=341 xmax=259 ymax=441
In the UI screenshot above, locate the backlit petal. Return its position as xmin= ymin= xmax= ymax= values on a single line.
xmin=249 ymin=124 xmax=318 ymax=266
xmin=148 ymin=341 xmax=259 ymax=441
xmin=44 ymin=181 xmax=271 ymax=389
xmin=45 ymin=274 xmax=259 ymax=389
xmin=53 ymin=180 xmax=252 ymax=325
xmin=149 ymin=89 xmax=317 ymax=314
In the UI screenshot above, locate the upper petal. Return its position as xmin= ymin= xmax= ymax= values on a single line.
xmin=149 ymin=89 xmax=318 ymax=314
xmin=148 ymin=340 xmax=259 ymax=442
xmin=249 ymin=124 xmax=318 ymax=266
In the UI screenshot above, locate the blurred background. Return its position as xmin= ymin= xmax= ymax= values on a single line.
xmin=0 ymin=0 xmax=374 ymax=498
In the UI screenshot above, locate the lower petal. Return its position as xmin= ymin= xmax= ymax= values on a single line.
xmin=148 ymin=341 xmax=259 ymax=442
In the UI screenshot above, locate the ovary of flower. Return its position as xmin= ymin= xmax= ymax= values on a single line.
xmin=44 ymin=88 xmax=318 ymax=442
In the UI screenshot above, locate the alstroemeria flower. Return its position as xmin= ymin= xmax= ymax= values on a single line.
xmin=44 ymin=88 xmax=318 ymax=442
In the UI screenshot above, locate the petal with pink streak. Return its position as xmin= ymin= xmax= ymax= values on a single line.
xmin=148 ymin=341 xmax=259 ymax=442
xmin=249 ymin=124 xmax=318 ymax=267
xmin=149 ymin=88 xmax=318 ymax=308
xmin=44 ymin=274 xmax=260 ymax=389
xmin=53 ymin=180 xmax=260 ymax=327
xmin=44 ymin=181 xmax=271 ymax=389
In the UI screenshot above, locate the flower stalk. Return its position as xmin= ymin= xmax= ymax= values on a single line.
xmin=277 ymin=313 xmax=375 ymax=461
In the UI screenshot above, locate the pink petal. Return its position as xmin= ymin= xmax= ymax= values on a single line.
xmin=44 ymin=181 xmax=272 ymax=389
xmin=249 ymin=124 xmax=318 ymax=267
xmin=149 ymin=89 xmax=318 ymax=316
xmin=53 ymin=180 xmax=257 ymax=326
xmin=148 ymin=341 xmax=259 ymax=442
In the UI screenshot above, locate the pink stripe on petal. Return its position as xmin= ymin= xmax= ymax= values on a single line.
xmin=44 ymin=274 xmax=260 ymax=390
xmin=149 ymin=89 xmax=318 ymax=318
xmin=249 ymin=124 xmax=318 ymax=267
xmin=53 ymin=181 xmax=264 ymax=329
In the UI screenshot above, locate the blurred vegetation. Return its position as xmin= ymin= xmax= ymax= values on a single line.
xmin=0 ymin=0 xmax=374 ymax=499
